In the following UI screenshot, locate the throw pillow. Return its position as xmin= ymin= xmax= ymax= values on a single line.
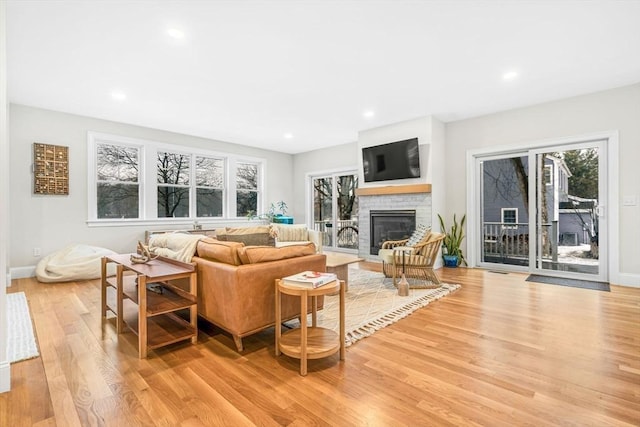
xmin=274 ymin=224 xmax=309 ymax=242
xmin=217 ymin=226 xmax=276 ymax=246
xmin=237 ymin=243 xmax=316 ymax=264
xmin=196 ymin=238 xmax=244 ymax=265
xmin=406 ymin=224 xmax=430 ymax=247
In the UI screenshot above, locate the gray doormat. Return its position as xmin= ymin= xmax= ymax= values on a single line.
xmin=526 ymin=274 xmax=610 ymax=292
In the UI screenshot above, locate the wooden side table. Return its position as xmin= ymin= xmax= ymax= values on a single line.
xmin=275 ymin=279 xmax=345 ymax=376
xmin=101 ymin=254 xmax=197 ymax=358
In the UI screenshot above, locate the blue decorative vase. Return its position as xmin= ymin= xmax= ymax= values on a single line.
xmin=443 ymin=255 xmax=459 ymax=267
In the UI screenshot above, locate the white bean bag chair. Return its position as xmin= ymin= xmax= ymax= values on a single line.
xmin=36 ymin=244 xmax=117 ymax=283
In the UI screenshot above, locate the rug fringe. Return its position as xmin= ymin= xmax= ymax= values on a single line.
xmin=344 ymin=283 xmax=460 ymax=346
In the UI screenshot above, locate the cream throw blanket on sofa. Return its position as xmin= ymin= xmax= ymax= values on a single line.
xmin=148 ymin=232 xmax=205 ymax=263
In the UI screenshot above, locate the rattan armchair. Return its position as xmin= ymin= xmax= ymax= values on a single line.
xmin=379 ymin=231 xmax=445 ymax=288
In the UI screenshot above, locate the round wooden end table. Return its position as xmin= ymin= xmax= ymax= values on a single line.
xmin=275 ymin=278 xmax=345 ymax=376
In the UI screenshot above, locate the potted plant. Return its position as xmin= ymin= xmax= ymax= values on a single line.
xmin=247 ymin=201 xmax=289 ymax=223
xmin=437 ymin=213 xmax=467 ymax=267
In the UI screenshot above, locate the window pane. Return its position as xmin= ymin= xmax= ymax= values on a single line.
xmin=503 ymin=209 xmax=517 ymax=223
xmin=97 ymin=144 xmax=138 ymax=182
xmin=196 ymin=188 xmax=223 ymax=217
xmin=157 ymin=152 xmax=190 ymax=185
xmin=97 ymin=183 xmax=139 ymax=218
xmin=236 ymin=190 xmax=257 ymax=216
xmin=196 ymin=156 xmax=224 ymax=187
xmin=157 ymin=186 xmax=190 ymax=217
xmin=236 ymin=163 xmax=258 ymax=190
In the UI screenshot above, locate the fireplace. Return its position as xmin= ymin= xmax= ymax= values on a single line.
xmin=369 ymin=210 xmax=416 ymax=255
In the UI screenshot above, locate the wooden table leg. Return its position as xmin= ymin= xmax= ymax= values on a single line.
xmin=311 ymin=295 xmax=317 ymax=327
xmin=300 ymin=290 xmax=308 ymax=376
xmin=189 ymin=271 xmax=197 ymax=344
xmin=275 ymin=280 xmax=281 ymax=356
xmin=116 ymin=265 xmax=124 ymax=334
xmin=101 ymin=257 xmax=107 ymax=318
xmin=339 ymin=280 xmax=345 ymax=361
xmin=138 ymin=274 xmax=147 ymax=359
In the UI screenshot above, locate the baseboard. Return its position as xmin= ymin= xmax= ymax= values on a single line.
xmin=9 ymin=266 xmax=35 ymax=280
xmin=615 ymin=273 xmax=640 ymax=288
xmin=0 ymin=361 xmax=10 ymax=393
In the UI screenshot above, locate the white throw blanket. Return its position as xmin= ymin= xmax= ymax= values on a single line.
xmin=36 ymin=244 xmax=117 ymax=283
xmin=148 ymin=232 xmax=205 ymax=263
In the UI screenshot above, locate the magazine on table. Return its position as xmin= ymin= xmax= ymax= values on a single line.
xmin=282 ymin=271 xmax=337 ymax=288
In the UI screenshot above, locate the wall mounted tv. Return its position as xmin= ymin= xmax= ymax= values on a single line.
xmin=362 ymin=138 xmax=420 ymax=183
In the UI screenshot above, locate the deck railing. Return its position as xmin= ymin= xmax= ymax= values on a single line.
xmin=483 ymin=222 xmax=555 ymax=261
xmin=313 ymin=219 xmax=359 ymax=248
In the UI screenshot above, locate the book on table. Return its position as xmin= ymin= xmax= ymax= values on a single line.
xmin=282 ymin=271 xmax=338 ymax=288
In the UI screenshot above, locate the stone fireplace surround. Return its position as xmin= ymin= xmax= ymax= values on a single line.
xmin=357 ymin=186 xmax=432 ymax=260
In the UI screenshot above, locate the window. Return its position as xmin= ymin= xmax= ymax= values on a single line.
xmin=236 ymin=162 xmax=259 ymax=217
xmin=157 ymin=151 xmax=190 ymax=218
xmin=501 ymin=208 xmax=518 ymax=229
xmin=195 ymin=156 xmax=224 ymax=217
xmin=96 ymin=142 xmax=140 ymax=219
xmin=88 ymin=132 xmax=264 ymax=224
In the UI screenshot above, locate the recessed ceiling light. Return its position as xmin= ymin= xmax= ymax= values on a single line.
xmin=503 ymin=71 xmax=518 ymax=80
xmin=363 ymin=110 xmax=375 ymax=118
xmin=284 ymin=133 xmax=293 ymax=139
xmin=111 ymin=91 xmax=126 ymax=101
xmin=167 ymin=28 xmax=185 ymax=39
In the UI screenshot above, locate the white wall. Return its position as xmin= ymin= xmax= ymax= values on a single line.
xmin=446 ymin=83 xmax=640 ymax=285
xmin=0 ymin=0 xmax=11 ymax=393
xmin=9 ymin=105 xmax=295 ymax=270
xmin=358 ymin=116 xmax=446 ymax=230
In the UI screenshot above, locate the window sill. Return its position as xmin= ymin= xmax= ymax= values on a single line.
xmin=86 ymin=218 xmax=258 ymax=228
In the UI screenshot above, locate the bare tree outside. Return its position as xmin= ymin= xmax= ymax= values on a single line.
xmin=96 ymin=143 xmax=140 ymax=218
xmin=196 ymin=156 xmax=224 ymax=217
xmin=157 ymin=152 xmax=190 ymax=217
xmin=313 ymin=174 xmax=358 ymax=248
xmin=236 ymin=162 xmax=258 ymax=216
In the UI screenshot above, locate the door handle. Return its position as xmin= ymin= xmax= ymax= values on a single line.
xmin=596 ymin=205 xmax=605 ymax=217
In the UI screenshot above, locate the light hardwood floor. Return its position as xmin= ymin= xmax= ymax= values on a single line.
xmin=2 ymin=264 xmax=639 ymax=426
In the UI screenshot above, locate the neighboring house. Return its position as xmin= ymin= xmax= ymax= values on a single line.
xmin=482 ymin=155 xmax=595 ymax=251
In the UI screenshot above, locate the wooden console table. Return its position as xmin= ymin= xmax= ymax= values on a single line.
xmin=101 ymin=254 xmax=197 ymax=358
xmin=275 ymin=279 xmax=345 ymax=376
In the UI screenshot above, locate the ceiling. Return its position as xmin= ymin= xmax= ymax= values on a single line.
xmin=6 ymin=1 xmax=640 ymax=154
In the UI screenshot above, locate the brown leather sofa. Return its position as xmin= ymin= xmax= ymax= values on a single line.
xmin=191 ymin=238 xmax=326 ymax=351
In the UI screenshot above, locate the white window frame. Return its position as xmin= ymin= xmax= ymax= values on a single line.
xmin=87 ymin=132 xmax=265 ymax=226
xmin=501 ymin=207 xmax=518 ymax=229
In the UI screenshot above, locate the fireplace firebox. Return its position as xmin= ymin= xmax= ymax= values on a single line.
xmin=369 ymin=210 xmax=416 ymax=255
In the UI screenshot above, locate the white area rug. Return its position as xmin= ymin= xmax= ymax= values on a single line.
xmin=288 ymin=267 xmax=461 ymax=346
xmin=7 ymin=292 xmax=40 ymax=363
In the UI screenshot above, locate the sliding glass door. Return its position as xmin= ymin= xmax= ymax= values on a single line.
xmin=530 ymin=142 xmax=606 ymax=280
xmin=476 ymin=140 xmax=607 ymax=282
xmin=478 ymin=152 xmax=530 ymax=267
xmin=311 ymin=172 xmax=359 ymax=252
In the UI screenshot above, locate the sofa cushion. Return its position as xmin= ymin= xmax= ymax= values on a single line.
xmin=196 ymin=238 xmax=244 ymax=265
xmin=237 ymin=243 xmax=316 ymax=264
xmin=273 ymin=224 xmax=309 ymax=242
xmin=216 ymin=225 xmax=276 ymax=246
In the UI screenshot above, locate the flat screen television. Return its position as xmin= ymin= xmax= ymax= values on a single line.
xmin=362 ymin=138 xmax=420 ymax=183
